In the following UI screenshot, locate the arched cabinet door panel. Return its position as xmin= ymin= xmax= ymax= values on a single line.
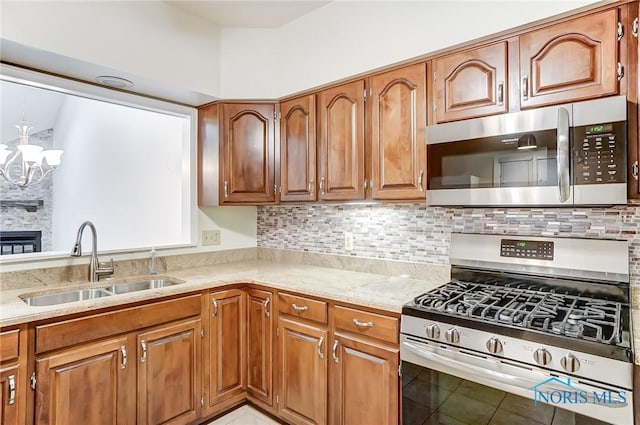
xmin=433 ymin=41 xmax=508 ymax=123
xmin=519 ymin=8 xmax=619 ymax=109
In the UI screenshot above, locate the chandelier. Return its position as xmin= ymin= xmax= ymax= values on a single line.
xmin=0 ymin=120 xmax=63 ymax=188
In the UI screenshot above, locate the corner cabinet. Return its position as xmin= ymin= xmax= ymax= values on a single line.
xmin=369 ymin=63 xmax=427 ymax=200
xmin=432 ymin=41 xmax=508 ymax=123
xmin=280 ymin=95 xmax=317 ymax=202
xmin=246 ymin=288 xmax=274 ymax=408
xmin=317 ymin=80 xmax=366 ymax=201
xmin=519 ymin=8 xmax=619 ymax=109
xmin=220 ymin=103 xmax=277 ymax=204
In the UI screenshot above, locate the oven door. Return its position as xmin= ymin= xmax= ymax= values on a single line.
xmin=400 ymin=335 xmax=632 ymax=425
xmin=425 ymin=104 xmax=572 ymax=207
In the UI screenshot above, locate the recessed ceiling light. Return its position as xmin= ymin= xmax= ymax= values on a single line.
xmin=95 ymin=75 xmax=134 ymax=88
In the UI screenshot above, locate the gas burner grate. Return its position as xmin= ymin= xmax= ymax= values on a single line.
xmin=413 ymin=281 xmax=624 ymax=345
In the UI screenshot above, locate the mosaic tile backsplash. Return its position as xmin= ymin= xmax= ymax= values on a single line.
xmin=257 ymin=203 xmax=640 ymax=285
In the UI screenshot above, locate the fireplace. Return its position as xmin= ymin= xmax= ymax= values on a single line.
xmin=0 ymin=231 xmax=42 ymax=255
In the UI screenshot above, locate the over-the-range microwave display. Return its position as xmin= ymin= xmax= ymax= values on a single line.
xmin=424 ymin=95 xmax=628 ymax=206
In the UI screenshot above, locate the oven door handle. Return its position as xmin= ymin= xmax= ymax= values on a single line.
xmin=402 ymin=340 xmax=628 ymax=407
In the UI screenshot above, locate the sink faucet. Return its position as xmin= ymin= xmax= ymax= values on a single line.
xmin=71 ymin=221 xmax=114 ymax=282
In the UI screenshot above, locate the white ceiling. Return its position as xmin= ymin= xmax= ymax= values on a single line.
xmin=166 ymin=1 xmax=330 ymax=28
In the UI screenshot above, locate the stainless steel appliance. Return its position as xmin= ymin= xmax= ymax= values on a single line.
xmin=401 ymin=233 xmax=632 ymax=425
xmin=425 ymin=96 xmax=627 ymax=206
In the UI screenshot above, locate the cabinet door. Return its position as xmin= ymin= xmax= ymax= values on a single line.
xmin=370 ymin=63 xmax=427 ymax=200
xmin=207 ymin=289 xmax=246 ymax=409
xmin=198 ymin=103 xmax=220 ymax=207
xmin=519 ymin=9 xmax=619 ymax=109
xmin=35 ymin=336 xmax=135 ymax=425
xmin=277 ymin=317 xmax=328 ymax=425
xmin=0 ymin=365 xmax=19 ymax=425
xmin=221 ymin=103 xmax=276 ymax=204
xmin=280 ymin=95 xmax=317 ymax=202
xmin=317 ymin=80 xmax=366 ymax=201
xmin=331 ymin=334 xmax=399 ymax=425
xmin=137 ymin=319 xmax=201 ymax=425
xmin=247 ymin=289 xmax=273 ymax=406
xmin=433 ymin=42 xmax=508 ymax=122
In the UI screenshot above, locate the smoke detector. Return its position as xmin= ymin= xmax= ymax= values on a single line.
xmin=95 ymin=75 xmax=134 ymax=88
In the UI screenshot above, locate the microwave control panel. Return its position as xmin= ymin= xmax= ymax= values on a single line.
xmin=572 ymin=121 xmax=626 ymax=185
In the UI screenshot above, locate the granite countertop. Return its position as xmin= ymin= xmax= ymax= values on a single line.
xmin=0 ymin=259 xmax=447 ymax=328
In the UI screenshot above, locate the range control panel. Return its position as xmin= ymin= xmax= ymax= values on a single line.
xmin=573 ymin=121 xmax=626 ymax=185
xmin=500 ymin=239 xmax=554 ymax=260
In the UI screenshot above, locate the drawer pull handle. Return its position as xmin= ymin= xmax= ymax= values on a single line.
xmin=332 ymin=339 xmax=340 ymax=364
xmin=140 ymin=340 xmax=147 ymax=363
xmin=292 ymin=303 xmax=308 ymax=312
xmin=7 ymin=375 xmax=15 ymax=405
xmin=263 ymin=298 xmax=271 ymax=318
xmin=317 ymin=336 xmax=324 ymax=359
xmin=120 ymin=345 xmax=127 ymax=370
xmin=353 ymin=318 xmax=374 ymax=328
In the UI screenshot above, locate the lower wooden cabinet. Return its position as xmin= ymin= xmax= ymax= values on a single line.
xmin=330 ymin=334 xmax=399 ymax=425
xmin=0 ymin=364 xmax=21 ymax=425
xmin=0 ymin=327 xmax=25 ymax=425
xmin=137 ymin=319 xmax=202 ymax=425
xmin=247 ymin=288 xmax=273 ymax=407
xmin=277 ymin=317 xmax=328 ymax=425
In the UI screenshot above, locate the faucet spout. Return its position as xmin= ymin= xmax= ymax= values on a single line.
xmin=71 ymin=221 xmax=114 ymax=282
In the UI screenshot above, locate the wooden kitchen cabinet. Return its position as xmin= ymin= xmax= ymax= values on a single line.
xmin=34 ymin=335 xmax=136 ymax=425
xmin=432 ymin=41 xmax=508 ymax=122
xmin=317 ymin=80 xmax=366 ymax=201
xmin=246 ymin=288 xmax=273 ymax=408
xmin=369 ymin=63 xmax=427 ymax=200
xmin=0 ymin=365 xmax=21 ymax=425
xmin=220 ymin=103 xmax=277 ymax=204
xmin=205 ymin=289 xmax=246 ymax=412
xmin=330 ymin=334 xmax=399 ymax=425
xmin=519 ymin=8 xmax=619 ymax=109
xmin=1 ymin=328 xmax=27 ymax=425
xmin=137 ymin=319 xmax=202 ymax=425
xmin=277 ymin=317 xmax=328 ymax=425
xmin=280 ymin=95 xmax=317 ymax=202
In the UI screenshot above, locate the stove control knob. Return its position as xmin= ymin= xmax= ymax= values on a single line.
xmin=425 ymin=324 xmax=440 ymax=340
xmin=486 ymin=337 xmax=503 ymax=354
xmin=533 ymin=348 xmax=552 ymax=366
xmin=561 ymin=353 xmax=580 ymax=373
xmin=444 ymin=328 xmax=460 ymax=344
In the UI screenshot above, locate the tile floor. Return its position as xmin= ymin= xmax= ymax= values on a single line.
xmin=206 ymin=405 xmax=281 ymax=425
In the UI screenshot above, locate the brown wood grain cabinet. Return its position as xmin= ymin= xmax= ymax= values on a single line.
xmin=198 ymin=103 xmax=220 ymax=207
xmin=432 ymin=41 xmax=508 ymax=122
xmin=246 ymin=288 xmax=273 ymax=407
xmin=220 ymin=103 xmax=277 ymax=204
xmin=137 ymin=319 xmax=202 ymax=425
xmin=277 ymin=316 xmax=328 ymax=425
xmin=369 ymin=63 xmax=427 ymax=200
xmin=1 ymin=328 xmax=27 ymax=425
xmin=317 ymin=80 xmax=366 ymax=201
xmin=280 ymin=95 xmax=317 ymax=202
xmin=330 ymin=334 xmax=399 ymax=425
xmin=519 ymin=8 xmax=619 ymax=109
xmin=205 ymin=289 xmax=246 ymax=412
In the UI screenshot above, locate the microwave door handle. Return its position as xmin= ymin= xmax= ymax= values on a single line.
xmin=557 ymin=107 xmax=571 ymax=203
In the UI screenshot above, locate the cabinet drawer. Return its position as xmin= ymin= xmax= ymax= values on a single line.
xmin=333 ymin=306 xmax=398 ymax=344
xmin=0 ymin=329 xmax=20 ymax=363
xmin=278 ymin=293 xmax=327 ymax=324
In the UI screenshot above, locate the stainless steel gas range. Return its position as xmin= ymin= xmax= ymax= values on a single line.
xmin=400 ymin=233 xmax=632 ymax=425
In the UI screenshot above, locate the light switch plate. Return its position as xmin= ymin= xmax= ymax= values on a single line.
xmin=202 ymin=230 xmax=221 ymax=246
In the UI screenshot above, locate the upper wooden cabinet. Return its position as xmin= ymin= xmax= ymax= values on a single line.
xmin=519 ymin=8 xmax=619 ymax=109
xmin=220 ymin=103 xmax=277 ymax=204
xmin=433 ymin=42 xmax=508 ymax=122
xmin=369 ymin=63 xmax=427 ymax=199
xmin=280 ymin=95 xmax=317 ymax=202
xmin=317 ymin=80 xmax=366 ymax=201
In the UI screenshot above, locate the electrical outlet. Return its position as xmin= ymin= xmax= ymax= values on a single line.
xmin=344 ymin=232 xmax=354 ymax=251
xmin=202 ymin=230 xmax=221 ymax=246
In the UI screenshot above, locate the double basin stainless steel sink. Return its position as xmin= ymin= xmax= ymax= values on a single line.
xmin=20 ymin=278 xmax=184 ymax=307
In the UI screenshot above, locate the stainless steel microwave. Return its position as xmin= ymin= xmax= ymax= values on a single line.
xmin=425 ymin=96 xmax=627 ymax=207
